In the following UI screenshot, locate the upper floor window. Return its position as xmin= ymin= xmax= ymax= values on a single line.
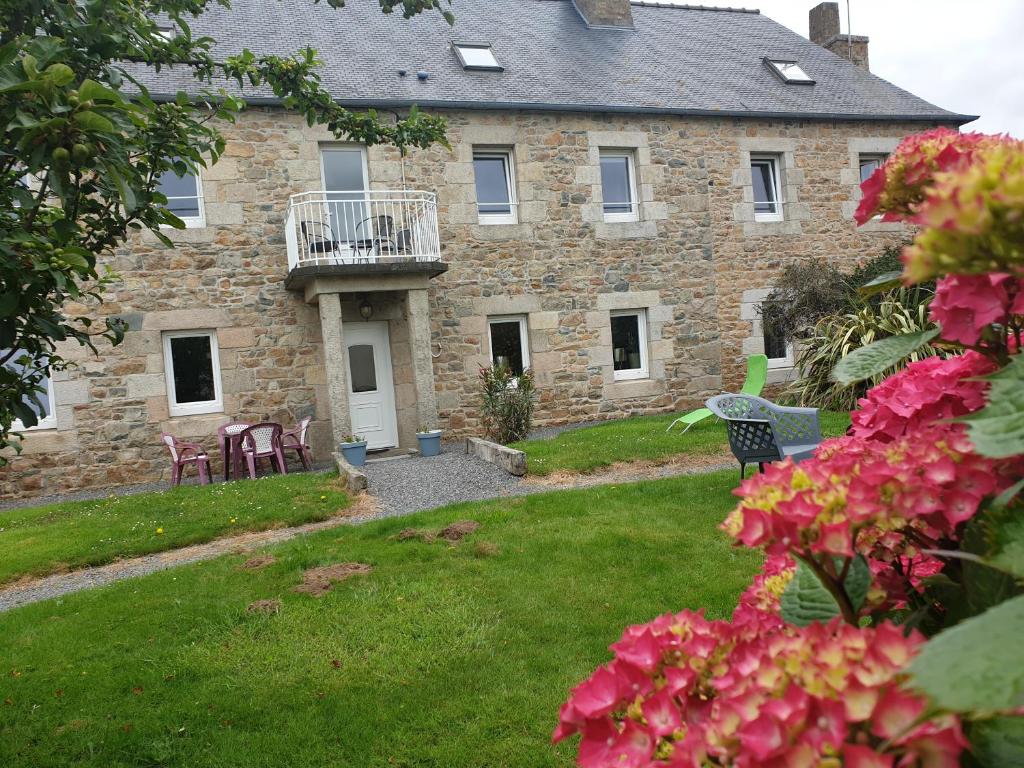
xmin=488 ymin=315 xmax=530 ymax=375
xmin=859 ymin=153 xmax=889 ymax=183
xmin=611 ymin=309 xmax=649 ymax=381
xmin=453 ymin=43 xmax=503 ymax=71
xmin=751 ymin=155 xmax=783 ymax=222
xmin=599 ymin=149 xmax=639 ymax=223
xmin=473 ymin=149 xmax=517 ymax=225
xmin=3 ymin=350 xmax=57 ymax=430
xmin=162 ymin=331 xmax=223 ymax=417
xmin=156 ymin=166 xmax=205 ymax=228
xmin=765 ymin=59 xmax=815 ymax=85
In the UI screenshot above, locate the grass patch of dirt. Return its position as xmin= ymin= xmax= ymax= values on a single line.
xmin=523 ymin=450 xmax=734 ymax=488
xmin=239 ymin=554 xmax=276 ymax=570
xmin=246 ymin=599 xmax=281 ymax=615
xmin=395 ymin=520 xmax=481 ymax=544
xmin=293 ymin=563 xmax=373 ymax=597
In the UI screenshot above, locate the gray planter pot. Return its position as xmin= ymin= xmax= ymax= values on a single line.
xmin=416 ymin=430 xmax=442 ymax=457
xmin=339 ymin=440 xmax=368 ymax=467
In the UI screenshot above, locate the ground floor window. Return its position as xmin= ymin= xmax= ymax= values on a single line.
xmin=2 ymin=349 xmax=56 ymax=430
xmin=487 ymin=315 xmax=529 ymax=375
xmin=162 ymin=331 xmax=223 ymax=416
xmin=610 ymin=309 xmax=649 ymax=381
xmin=761 ymin=301 xmax=794 ymax=368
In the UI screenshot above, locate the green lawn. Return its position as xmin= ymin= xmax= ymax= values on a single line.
xmin=0 ymin=471 xmax=759 ymax=768
xmin=0 ymin=474 xmax=350 ymax=585
xmin=513 ymin=410 xmax=852 ymax=476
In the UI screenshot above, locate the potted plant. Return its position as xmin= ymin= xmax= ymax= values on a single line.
xmin=338 ymin=434 xmax=367 ymax=467
xmin=415 ymin=426 xmax=442 ymax=457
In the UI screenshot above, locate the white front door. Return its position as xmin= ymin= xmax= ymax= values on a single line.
xmin=346 ymin=322 xmax=399 ymax=450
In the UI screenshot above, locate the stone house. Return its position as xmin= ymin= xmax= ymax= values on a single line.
xmin=1 ymin=0 xmax=974 ymax=499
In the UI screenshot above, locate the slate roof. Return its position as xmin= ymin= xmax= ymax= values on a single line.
xmin=141 ymin=0 xmax=974 ymax=123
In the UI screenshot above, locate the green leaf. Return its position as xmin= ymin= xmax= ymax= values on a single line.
xmin=962 ymin=509 xmax=1022 ymax=615
xmin=986 ymin=498 xmax=1024 ymax=580
xmin=960 ymin=356 xmax=1024 ymax=459
xmin=858 ymin=270 xmax=904 ymax=296
xmin=42 ymin=63 xmax=74 ymax=86
xmin=0 ymin=292 xmax=18 ymax=317
xmin=831 ymin=328 xmax=940 ymax=385
xmin=71 ymin=110 xmax=114 ymax=133
xmin=78 ymin=78 xmax=119 ymax=103
xmin=779 ymin=557 xmax=869 ymax=626
xmin=970 ymin=716 xmax=1024 ymax=767
xmin=908 ymin=594 xmax=1024 ymax=713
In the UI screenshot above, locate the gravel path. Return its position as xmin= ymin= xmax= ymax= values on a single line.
xmin=362 ymin=445 xmax=525 ymax=517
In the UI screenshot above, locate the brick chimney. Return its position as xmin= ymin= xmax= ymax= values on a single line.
xmin=809 ymin=2 xmax=869 ymax=71
xmin=572 ymin=0 xmax=634 ymax=30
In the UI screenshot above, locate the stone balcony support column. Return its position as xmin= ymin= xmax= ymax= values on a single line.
xmin=318 ymin=293 xmax=352 ymax=447
xmin=406 ymin=288 xmax=439 ymax=431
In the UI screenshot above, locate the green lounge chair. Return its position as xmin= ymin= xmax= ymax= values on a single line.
xmin=665 ymin=354 xmax=769 ymax=433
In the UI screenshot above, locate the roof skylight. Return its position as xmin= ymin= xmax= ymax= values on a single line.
xmin=453 ymin=43 xmax=503 ymax=72
xmin=765 ymin=59 xmax=815 ymax=85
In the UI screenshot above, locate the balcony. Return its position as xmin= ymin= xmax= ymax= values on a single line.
xmin=284 ymin=190 xmax=447 ymax=292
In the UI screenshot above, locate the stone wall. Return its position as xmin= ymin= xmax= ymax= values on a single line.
xmin=0 ymin=106 xmax=941 ymax=500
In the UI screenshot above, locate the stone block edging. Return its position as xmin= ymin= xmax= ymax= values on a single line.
xmin=465 ymin=437 xmax=527 ymax=477
xmin=332 ymin=452 xmax=368 ymax=494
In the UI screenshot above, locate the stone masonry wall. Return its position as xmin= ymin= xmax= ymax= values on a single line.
xmin=0 ymin=106 xmax=941 ymax=500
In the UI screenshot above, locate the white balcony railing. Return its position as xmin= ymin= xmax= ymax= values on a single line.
xmin=285 ymin=190 xmax=441 ymax=271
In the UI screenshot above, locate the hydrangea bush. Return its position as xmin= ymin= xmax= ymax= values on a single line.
xmin=555 ymin=129 xmax=1024 ymax=766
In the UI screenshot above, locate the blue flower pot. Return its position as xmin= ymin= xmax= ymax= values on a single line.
xmin=339 ymin=440 xmax=368 ymax=467
xmin=416 ymin=430 xmax=442 ymax=457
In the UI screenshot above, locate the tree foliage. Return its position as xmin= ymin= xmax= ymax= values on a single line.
xmin=0 ymin=0 xmax=450 ymax=460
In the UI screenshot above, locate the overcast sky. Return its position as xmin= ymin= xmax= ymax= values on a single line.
xmin=708 ymin=0 xmax=1023 ymax=137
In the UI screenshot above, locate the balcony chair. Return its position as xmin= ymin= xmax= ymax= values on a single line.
xmin=299 ymin=220 xmax=339 ymax=259
xmin=239 ymin=423 xmax=289 ymax=479
xmin=353 ymin=214 xmax=397 ymax=259
xmin=705 ymin=393 xmax=821 ymax=481
xmin=665 ymin=354 xmax=768 ymax=433
xmin=161 ymin=432 xmax=212 ymax=487
xmin=281 ymin=416 xmax=314 ymax=471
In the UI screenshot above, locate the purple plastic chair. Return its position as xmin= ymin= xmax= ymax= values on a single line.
xmin=239 ymin=423 xmax=288 ymax=479
xmin=161 ymin=433 xmax=211 ymax=487
xmin=281 ymin=416 xmax=313 ymax=471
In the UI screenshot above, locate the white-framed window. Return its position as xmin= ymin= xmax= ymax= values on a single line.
xmin=3 ymin=350 xmax=57 ymax=431
xmin=761 ymin=302 xmax=794 ymax=369
xmin=162 ymin=331 xmax=223 ymax=417
xmin=751 ymin=155 xmax=783 ymax=222
xmin=610 ymin=309 xmax=649 ymax=381
xmin=764 ymin=59 xmax=815 ymax=85
xmin=452 ymin=43 xmax=503 ymax=71
xmin=599 ymin=149 xmax=639 ymax=222
xmin=859 ymin=153 xmax=889 ymax=183
xmin=156 ymin=165 xmax=205 ymax=228
xmin=487 ymin=315 xmax=530 ymax=375
xmin=472 ymin=149 xmax=517 ymax=225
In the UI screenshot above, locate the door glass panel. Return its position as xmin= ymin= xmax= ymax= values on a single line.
xmin=321 ymin=149 xmax=368 ymax=243
xmin=349 ymin=344 xmax=377 ymax=393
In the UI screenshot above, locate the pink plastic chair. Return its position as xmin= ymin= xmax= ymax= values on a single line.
xmin=281 ymin=416 xmax=313 ymax=471
xmin=161 ymin=433 xmax=211 ymax=487
xmin=217 ymin=421 xmax=251 ymax=481
xmin=239 ymin=423 xmax=288 ymax=479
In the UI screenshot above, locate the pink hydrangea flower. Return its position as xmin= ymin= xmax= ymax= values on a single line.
xmin=929 ymin=273 xmax=1024 ymax=346
xmin=554 ymin=613 xmax=964 ymax=768
xmin=850 ymin=352 xmax=996 ymax=442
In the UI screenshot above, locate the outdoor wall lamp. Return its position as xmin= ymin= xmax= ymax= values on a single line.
xmin=358 ymin=297 xmax=374 ymax=320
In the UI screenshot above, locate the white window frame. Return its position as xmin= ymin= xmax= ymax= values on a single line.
xmin=472 ymin=148 xmax=518 ymax=225
xmin=751 ymin=155 xmax=784 ymax=223
xmin=760 ymin=304 xmax=795 ymax=370
xmin=158 ymin=166 xmax=206 ymax=229
xmin=162 ymin=330 xmax=223 ymax=417
xmin=610 ymin=309 xmax=649 ymax=381
xmin=487 ymin=314 xmax=530 ymax=373
xmin=8 ymin=364 xmax=57 ymax=431
xmin=599 ymin=149 xmax=640 ymax=223
xmin=858 ymin=153 xmax=889 ymax=184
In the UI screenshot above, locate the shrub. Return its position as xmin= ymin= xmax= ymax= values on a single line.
xmin=478 ymin=365 xmax=535 ymax=444
xmin=786 ymin=286 xmax=939 ymax=410
xmin=760 ymin=247 xmax=905 ymax=345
